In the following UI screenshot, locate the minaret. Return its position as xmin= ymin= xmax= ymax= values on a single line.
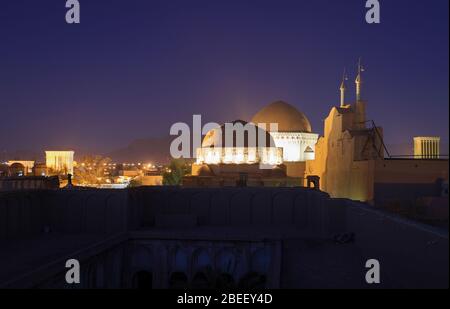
xmin=340 ymin=68 xmax=347 ymax=108
xmin=354 ymin=58 xmax=366 ymax=129
xmin=355 ymin=58 xmax=364 ymax=102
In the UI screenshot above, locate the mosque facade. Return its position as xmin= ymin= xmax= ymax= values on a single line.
xmin=186 ymin=61 xmax=448 ymax=205
xmin=186 ymin=103 xmax=321 ymax=187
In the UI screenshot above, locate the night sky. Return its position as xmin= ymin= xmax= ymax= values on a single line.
xmin=0 ymin=0 xmax=448 ymax=158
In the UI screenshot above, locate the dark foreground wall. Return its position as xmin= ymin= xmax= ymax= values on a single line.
xmin=0 ymin=187 xmax=448 ymax=288
xmin=0 ymin=189 xmax=128 ymax=239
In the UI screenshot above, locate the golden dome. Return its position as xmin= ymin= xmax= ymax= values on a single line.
xmin=251 ymin=100 xmax=312 ymax=133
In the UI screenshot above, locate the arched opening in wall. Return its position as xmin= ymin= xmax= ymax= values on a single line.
xmin=251 ymin=248 xmax=270 ymax=274
xmin=238 ymin=272 xmax=267 ymax=289
xmin=191 ymin=271 xmax=210 ymax=289
xmin=306 ymin=175 xmax=320 ymax=189
xmin=215 ymin=250 xmax=236 ymax=274
xmin=215 ymin=273 xmax=235 ymax=289
xmin=169 ymin=272 xmax=189 ymax=289
xmin=132 ymin=271 xmax=153 ymax=289
xmin=9 ymin=163 xmax=25 ymax=177
xmin=173 ymin=249 xmax=189 ymax=274
xmin=304 ymin=146 xmax=315 ymax=161
xmin=193 ymin=249 xmax=212 ymax=274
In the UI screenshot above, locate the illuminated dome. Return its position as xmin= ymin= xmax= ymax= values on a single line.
xmin=251 ymin=101 xmax=312 ymax=133
xmin=197 ymin=120 xmax=283 ymax=166
xmin=202 ymin=120 xmax=275 ymax=148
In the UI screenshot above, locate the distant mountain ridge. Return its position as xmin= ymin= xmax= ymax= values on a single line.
xmin=106 ymin=136 xmax=174 ymax=164
xmin=0 ymin=150 xmax=42 ymax=162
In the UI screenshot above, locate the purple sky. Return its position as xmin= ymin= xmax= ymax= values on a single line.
xmin=0 ymin=0 xmax=448 ymax=157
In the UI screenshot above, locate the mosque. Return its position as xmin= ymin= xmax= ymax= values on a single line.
xmin=184 ymin=102 xmax=320 ymax=188
xmin=185 ymin=62 xmax=448 ymax=204
xmin=0 ymin=62 xmax=447 ymax=290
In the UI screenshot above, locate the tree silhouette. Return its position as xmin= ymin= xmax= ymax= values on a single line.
xmin=73 ymin=155 xmax=111 ymax=185
xmin=162 ymin=159 xmax=189 ymax=186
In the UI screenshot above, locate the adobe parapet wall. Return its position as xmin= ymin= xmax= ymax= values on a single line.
xmin=0 ymin=187 xmax=338 ymax=239
xmin=0 ymin=187 xmax=448 ymax=288
xmin=1 ymin=186 xmax=448 ymax=240
xmin=128 ymin=187 xmax=337 ymax=236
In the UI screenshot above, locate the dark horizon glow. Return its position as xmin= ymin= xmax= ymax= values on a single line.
xmin=0 ymin=0 xmax=448 ymax=158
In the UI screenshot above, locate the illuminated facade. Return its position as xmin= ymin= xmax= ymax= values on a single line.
xmin=414 ymin=137 xmax=440 ymax=159
xmin=45 ymin=151 xmax=74 ymax=175
xmin=195 ymin=120 xmax=283 ymax=166
xmin=194 ymin=101 xmax=319 ymax=167
xmin=186 ymin=121 xmax=293 ymax=187
xmin=7 ymin=161 xmax=35 ymax=176
xmin=187 ymin=102 xmax=321 ymax=187
xmin=188 ymin=64 xmax=447 ymax=193
xmin=306 ymin=63 xmax=448 ymax=202
xmin=305 ymin=63 xmax=385 ymax=201
xmin=268 ymin=132 xmax=318 ymax=162
xmin=196 ymin=147 xmax=283 ymax=166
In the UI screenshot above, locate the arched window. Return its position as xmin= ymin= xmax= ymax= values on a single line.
xmin=303 ymin=146 xmax=315 ymax=161
xmin=251 ymin=248 xmax=270 ymax=274
xmin=193 ymin=249 xmax=212 ymax=272
xmin=215 ymin=250 xmax=236 ymax=274
xmin=173 ymin=249 xmax=189 ymax=273
xmin=9 ymin=163 xmax=25 ymax=177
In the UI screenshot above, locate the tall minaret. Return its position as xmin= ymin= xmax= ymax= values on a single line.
xmin=355 ymin=58 xmax=364 ymax=102
xmin=354 ymin=58 xmax=366 ymax=129
xmin=340 ymin=68 xmax=347 ymax=108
